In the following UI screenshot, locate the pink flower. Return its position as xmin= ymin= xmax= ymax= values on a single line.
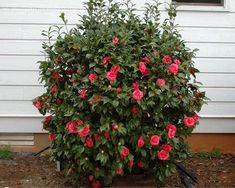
xmin=102 ymin=56 xmax=111 ymax=65
xmin=92 ymin=180 xmax=101 ymax=188
xmin=162 ymin=55 xmax=172 ymax=64
xmin=112 ymin=124 xmax=119 ymax=130
xmin=184 ymin=117 xmax=195 ymax=128
xmin=51 ymin=85 xmax=57 ymax=93
xmin=132 ymin=82 xmax=144 ymax=100
xmin=150 ymin=135 xmax=160 ymax=146
xmin=115 ymin=168 xmax=123 ymax=175
xmin=79 ymin=88 xmax=87 ymax=99
xmin=193 ymin=113 xmax=199 ymax=122
xmin=158 ymin=150 xmax=169 ymax=160
xmin=48 ymin=133 xmax=55 ymax=141
xmin=88 ymin=73 xmax=98 ymax=83
xmin=138 ymin=61 xmax=146 ymax=74
xmin=33 ymin=100 xmax=41 ymax=109
xmin=86 ymin=137 xmax=94 ymax=147
xmin=121 ymin=147 xmax=130 ymax=157
xmin=128 ymin=160 xmax=134 ymax=168
xmin=137 ymin=137 xmax=145 ymax=148
xmin=117 ymin=87 xmax=122 ymax=93
xmin=131 ymin=106 xmax=140 ymax=114
xmin=112 ymin=37 xmax=119 ymax=44
xmin=174 ymin=59 xmax=181 ymax=65
xmin=156 ymin=78 xmax=166 ymax=87
xmin=106 ymin=65 xmax=120 ymax=81
xmin=78 ymin=127 xmax=90 ymax=137
xmin=161 ymin=144 xmax=172 ymax=152
xmin=66 ymin=122 xmax=78 ymax=133
xmin=166 ymin=124 xmax=176 ymax=139
xmin=168 ymin=64 xmax=179 ymax=75
xmin=138 ymin=161 xmax=144 ymax=168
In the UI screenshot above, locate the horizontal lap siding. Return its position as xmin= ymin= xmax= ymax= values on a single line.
xmin=0 ymin=0 xmax=235 ymax=133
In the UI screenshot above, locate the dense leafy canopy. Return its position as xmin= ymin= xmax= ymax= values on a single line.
xmin=34 ymin=0 xmax=206 ymax=187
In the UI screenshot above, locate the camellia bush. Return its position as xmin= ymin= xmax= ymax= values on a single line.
xmin=33 ymin=0 xmax=206 ymax=187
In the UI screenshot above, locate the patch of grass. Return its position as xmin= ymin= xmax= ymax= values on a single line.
xmin=193 ymin=148 xmax=221 ymax=159
xmin=0 ymin=145 xmax=13 ymax=159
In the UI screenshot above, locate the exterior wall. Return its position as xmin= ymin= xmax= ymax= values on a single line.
xmin=0 ymin=0 xmax=235 ymax=139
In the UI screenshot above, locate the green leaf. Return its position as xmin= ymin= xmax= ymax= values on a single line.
xmin=112 ymin=100 xmax=119 ymax=107
xmin=118 ymin=125 xmax=127 ymax=135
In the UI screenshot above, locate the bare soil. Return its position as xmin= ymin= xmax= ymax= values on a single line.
xmin=0 ymin=153 xmax=234 ymax=187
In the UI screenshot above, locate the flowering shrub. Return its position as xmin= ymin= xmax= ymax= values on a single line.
xmin=33 ymin=0 xmax=206 ymax=187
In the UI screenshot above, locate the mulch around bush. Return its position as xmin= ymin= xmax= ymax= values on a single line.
xmin=0 ymin=153 xmax=234 ymax=187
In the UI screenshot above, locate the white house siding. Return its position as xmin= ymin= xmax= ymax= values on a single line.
xmin=0 ymin=0 xmax=235 ymax=134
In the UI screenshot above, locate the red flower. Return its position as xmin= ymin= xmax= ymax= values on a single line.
xmin=92 ymin=180 xmax=101 ymax=188
xmin=33 ymin=100 xmax=41 ymax=109
xmin=137 ymin=137 xmax=145 ymax=148
xmin=193 ymin=113 xmax=199 ymax=122
xmin=128 ymin=160 xmax=134 ymax=168
xmin=166 ymin=124 xmax=176 ymax=139
xmin=94 ymin=133 xmax=101 ymax=141
xmin=66 ymin=122 xmax=77 ymax=133
xmin=173 ymin=59 xmax=181 ymax=65
xmin=158 ymin=150 xmax=169 ymax=160
xmin=161 ymin=144 xmax=172 ymax=152
xmin=66 ymin=69 xmax=74 ymax=75
xmin=168 ymin=64 xmax=179 ymax=75
xmin=150 ymin=135 xmax=160 ymax=146
xmin=52 ymin=71 xmax=62 ymax=80
xmin=138 ymin=61 xmax=146 ymax=74
xmin=121 ymin=147 xmax=130 ymax=157
xmin=104 ymin=133 xmax=111 ymax=139
xmin=142 ymin=56 xmax=150 ymax=64
xmin=51 ymin=85 xmax=57 ymax=93
xmin=44 ymin=115 xmax=52 ymax=123
xmin=86 ymin=137 xmax=94 ymax=147
xmin=79 ymin=88 xmax=87 ymax=99
xmin=78 ymin=127 xmax=90 ymax=137
xmin=75 ymin=119 xmax=84 ymax=126
xmin=142 ymin=68 xmax=151 ymax=77
xmin=102 ymin=56 xmax=111 ymax=65
xmin=131 ymin=106 xmax=140 ymax=114
xmin=55 ymin=57 xmax=62 ymax=64
xmin=138 ymin=161 xmax=144 ymax=168
xmin=94 ymin=95 xmax=102 ymax=103
xmin=117 ymin=87 xmax=122 ymax=93
xmin=115 ymin=168 xmax=123 ymax=175
xmin=156 ymin=78 xmax=166 ymax=87
xmin=56 ymin=98 xmax=63 ymax=105
xmin=106 ymin=65 xmax=120 ymax=81
xmin=162 ymin=55 xmax=172 ymax=64
xmin=132 ymin=82 xmax=144 ymax=101
xmin=183 ymin=117 xmax=195 ymax=128
xmin=48 ymin=133 xmax=55 ymax=141
xmin=151 ymin=50 xmax=156 ymax=57
xmin=88 ymin=73 xmax=98 ymax=83
xmin=88 ymin=175 xmax=94 ymax=181
xmin=112 ymin=37 xmax=119 ymax=44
